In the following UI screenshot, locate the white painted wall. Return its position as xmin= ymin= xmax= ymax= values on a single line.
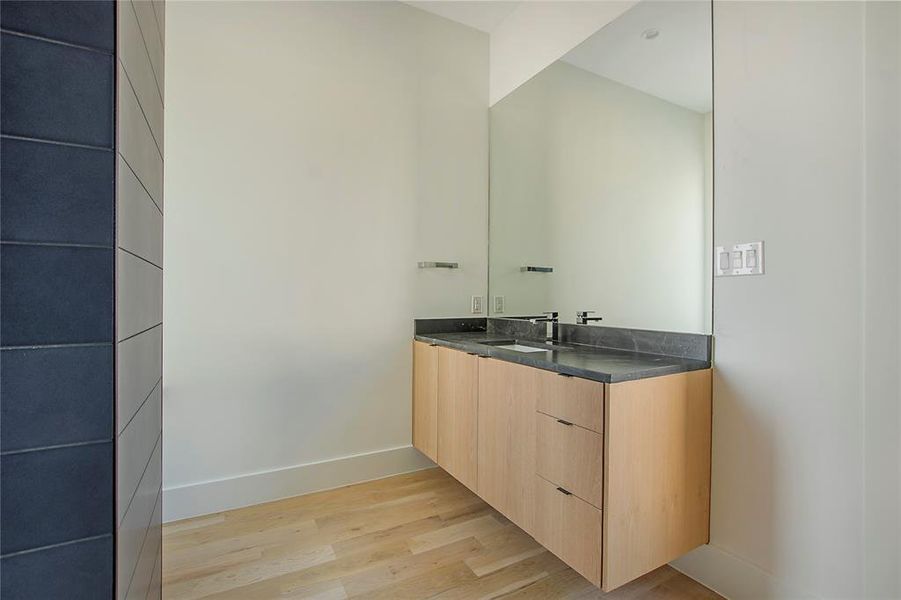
xmin=163 ymin=6 xmax=901 ymax=597
xmin=862 ymin=3 xmax=900 ymax=596
xmin=163 ymin=0 xmax=488 ymax=521
xmin=672 ymin=2 xmax=901 ymax=598
xmin=489 ymin=0 xmax=637 ymax=105
xmin=490 ymin=61 xmax=710 ymax=333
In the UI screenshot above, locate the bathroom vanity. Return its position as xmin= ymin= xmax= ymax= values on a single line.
xmin=411 ymin=319 xmax=712 ymax=592
xmin=412 ymin=0 xmax=715 ymax=590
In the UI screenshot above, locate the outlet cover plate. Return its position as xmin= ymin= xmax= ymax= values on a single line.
xmin=716 ymin=241 xmax=764 ymax=277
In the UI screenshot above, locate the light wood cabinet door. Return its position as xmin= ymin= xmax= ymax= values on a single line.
xmin=534 ymin=475 xmax=602 ymax=586
xmin=412 ymin=340 xmax=438 ymax=462
xmin=602 ymin=369 xmax=712 ymax=591
xmin=477 ymin=358 xmax=539 ymax=534
xmin=437 ymin=347 xmax=479 ymax=491
xmin=536 ymin=412 xmax=603 ymax=508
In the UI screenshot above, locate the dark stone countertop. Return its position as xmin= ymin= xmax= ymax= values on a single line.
xmin=414 ymin=331 xmax=710 ymax=384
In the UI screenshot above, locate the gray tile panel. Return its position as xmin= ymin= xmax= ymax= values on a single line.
xmin=117 ymin=325 xmax=162 ymax=434
xmin=118 ymin=154 xmax=163 ymax=265
xmin=117 ymin=1 xmax=162 ymax=150
xmin=116 ymin=382 xmax=161 ymax=525
xmin=123 ymin=491 xmax=162 ymax=600
xmin=117 ymin=60 xmax=163 ymax=208
xmin=117 ymin=249 xmax=162 ymax=342
xmin=117 ymin=437 xmax=161 ymax=599
xmin=130 ymin=0 xmax=164 ymax=99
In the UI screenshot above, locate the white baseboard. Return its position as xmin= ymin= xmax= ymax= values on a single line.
xmin=670 ymin=544 xmax=817 ymax=600
xmin=162 ymin=444 xmax=435 ymax=522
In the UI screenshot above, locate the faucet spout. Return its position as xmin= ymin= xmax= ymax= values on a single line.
xmin=528 ymin=311 xmax=559 ymax=343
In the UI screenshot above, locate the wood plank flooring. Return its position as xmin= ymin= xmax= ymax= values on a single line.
xmin=162 ymin=468 xmax=722 ymax=600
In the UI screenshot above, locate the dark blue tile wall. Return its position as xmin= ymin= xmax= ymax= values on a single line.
xmin=0 ymin=536 xmax=114 ymax=600
xmin=0 ymin=33 xmax=113 ymax=147
xmin=0 ymin=1 xmax=116 ymax=595
xmin=1 ymin=443 xmax=114 ymax=554
xmin=1 ymin=138 xmax=114 ymax=245
xmin=0 ymin=244 xmax=113 ymax=346
xmin=1 ymin=346 xmax=113 ymax=453
xmin=1 ymin=1 xmax=116 ymax=52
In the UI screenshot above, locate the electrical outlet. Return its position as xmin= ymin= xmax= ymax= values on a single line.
xmin=471 ymin=295 xmax=483 ymax=314
xmin=494 ymin=295 xmax=505 ymax=314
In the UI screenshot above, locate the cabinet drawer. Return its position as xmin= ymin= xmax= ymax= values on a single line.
xmin=534 ymin=475 xmax=602 ymax=586
xmin=535 ymin=412 xmax=603 ymax=507
xmin=537 ymin=372 xmax=604 ymax=433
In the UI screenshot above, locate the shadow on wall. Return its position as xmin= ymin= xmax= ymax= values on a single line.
xmin=705 ymin=366 xmax=780 ymax=593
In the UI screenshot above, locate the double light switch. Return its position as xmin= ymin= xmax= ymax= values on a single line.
xmin=716 ymin=241 xmax=764 ymax=277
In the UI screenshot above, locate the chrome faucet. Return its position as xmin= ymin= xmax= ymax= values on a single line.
xmin=529 ymin=311 xmax=559 ymax=343
xmin=576 ymin=311 xmax=603 ymax=325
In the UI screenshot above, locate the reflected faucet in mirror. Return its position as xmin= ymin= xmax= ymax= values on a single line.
xmin=576 ymin=311 xmax=604 ymax=325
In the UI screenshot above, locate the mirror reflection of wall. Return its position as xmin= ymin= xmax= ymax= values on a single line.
xmin=489 ymin=0 xmax=712 ymax=334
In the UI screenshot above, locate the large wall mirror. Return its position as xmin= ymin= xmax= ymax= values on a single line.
xmin=488 ymin=1 xmax=713 ymax=334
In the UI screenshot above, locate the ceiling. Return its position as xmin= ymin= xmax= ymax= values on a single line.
xmin=403 ymin=1 xmax=521 ymax=33
xmin=560 ymin=1 xmax=712 ymax=113
xmin=404 ymin=0 xmax=712 ymax=114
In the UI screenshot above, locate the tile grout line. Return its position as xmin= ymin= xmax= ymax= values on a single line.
xmin=147 ymin=0 xmax=165 ymax=63
xmin=118 ymin=323 xmax=163 ymax=345
xmin=119 ymin=152 xmax=162 ymax=216
xmin=144 ymin=530 xmax=163 ymax=600
xmin=117 ymin=56 xmax=163 ymax=159
xmin=1 ymin=342 xmax=112 ymax=351
xmin=118 ymin=378 xmax=162 ymax=440
xmin=0 ymin=240 xmax=112 ymax=250
xmin=123 ymin=486 xmax=163 ymax=599
xmin=0 ymin=533 xmax=113 ymax=559
xmin=1 ymin=438 xmax=111 ymax=458
xmin=1 ymin=133 xmax=112 ymax=153
xmin=118 ymin=433 xmax=163 ymax=531
xmin=128 ymin=0 xmax=164 ymax=107
xmin=0 ymin=28 xmax=113 ymax=56
xmin=118 ymin=246 xmax=163 ymax=271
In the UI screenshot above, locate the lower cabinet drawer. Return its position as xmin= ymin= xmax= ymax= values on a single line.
xmin=536 ymin=411 xmax=603 ymax=507
xmin=534 ymin=475 xmax=602 ymax=586
xmin=537 ymin=371 xmax=604 ymax=433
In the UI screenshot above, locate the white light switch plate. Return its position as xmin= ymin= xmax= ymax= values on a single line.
xmin=471 ymin=295 xmax=483 ymax=314
xmin=493 ymin=295 xmax=505 ymax=314
xmin=716 ymin=241 xmax=764 ymax=277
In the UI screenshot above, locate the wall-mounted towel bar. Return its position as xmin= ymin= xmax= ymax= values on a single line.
xmin=521 ymin=266 xmax=554 ymax=273
xmin=418 ymin=261 xmax=459 ymax=269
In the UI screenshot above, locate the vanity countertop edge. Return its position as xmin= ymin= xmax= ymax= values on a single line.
xmin=413 ymin=330 xmax=711 ymax=384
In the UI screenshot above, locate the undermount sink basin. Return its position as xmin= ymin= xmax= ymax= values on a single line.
xmin=494 ymin=344 xmax=550 ymax=353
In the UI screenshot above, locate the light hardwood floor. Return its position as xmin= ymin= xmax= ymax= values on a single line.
xmin=162 ymin=468 xmax=722 ymax=600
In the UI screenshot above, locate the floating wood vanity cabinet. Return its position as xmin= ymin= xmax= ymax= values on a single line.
xmin=477 ymin=358 xmax=540 ymax=534
xmin=436 ymin=346 xmax=479 ymax=491
xmin=411 ymin=341 xmax=712 ymax=592
xmin=412 ymin=341 xmax=438 ymax=461
xmin=412 ymin=341 xmax=479 ymax=490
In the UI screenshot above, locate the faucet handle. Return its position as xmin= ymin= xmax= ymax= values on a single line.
xmin=543 ymin=311 xmax=559 ymax=320
xmin=576 ymin=310 xmax=595 ymax=318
